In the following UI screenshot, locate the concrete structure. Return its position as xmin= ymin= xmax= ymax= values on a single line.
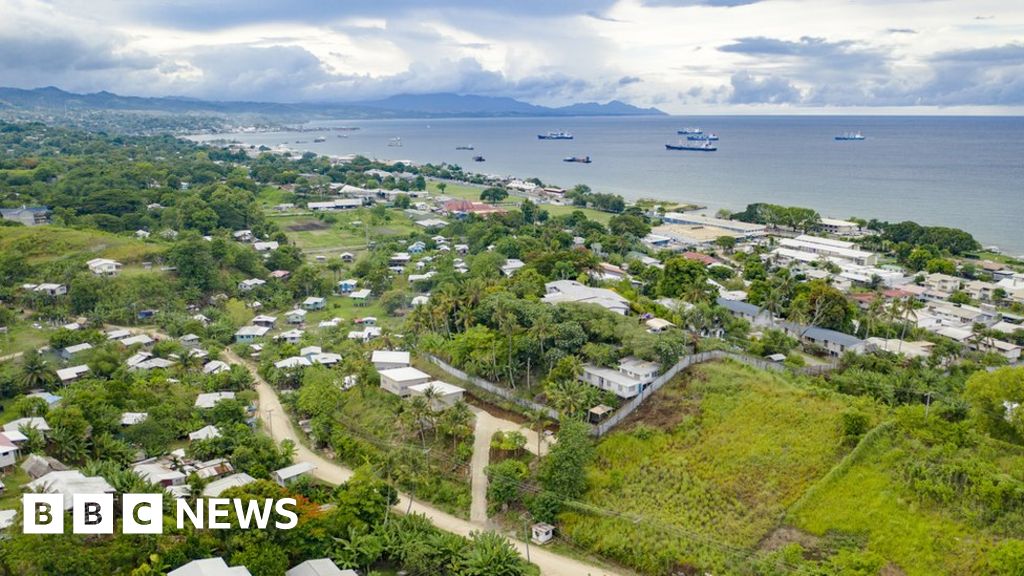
xmin=542 ymin=280 xmax=630 ymax=315
xmin=776 ymin=235 xmax=877 ymax=266
xmin=371 ymin=350 xmax=410 ymax=370
xmin=272 ymin=462 xmax=316 ymax=486
xmin=661 ymin=212 xmax=766 ymax=237
xmin=379 ymin=366 xmax=431 ymax=397
xmin=819 ymin=218 xmax=861 ymax=236
xmin=580 ymin=357 xmax=661 ymax=399
xmin=407 ymin=381 xmax=466 ymax=410
xmin=0 ymin=206 xmax=49 ymax=226
xmin=86 ymin=258 xmax=122 ymax=276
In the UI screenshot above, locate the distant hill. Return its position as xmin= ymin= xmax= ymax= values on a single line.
xmin=0 ymin=86 xmax=665 ymax=119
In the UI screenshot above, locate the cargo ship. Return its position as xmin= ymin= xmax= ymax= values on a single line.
xmin=687 ymin=133 xmax=719 ymax=141
xmin=665 ymin=140 xmax=717 ymax=151
xmin=537 ymin=131 xmax=574 ymax=140
xmin=455 ymin=145 xmax=475 ymax=150
xmin=388 ymin=137 xmax=402 ymax=147
xmin=563 ymin=156 xmax=592 ymax=163
xmin=677 ymin=127 xmax=703 ymax=135
xmin=835 ymin=132 xmax=865 ymax=141
xmin=472 ymin=155 xmax=486 ymax=162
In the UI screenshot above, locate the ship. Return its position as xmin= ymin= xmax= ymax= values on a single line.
xmin=666 ymin=140 xmax=717 ymax=151
xmin=387 ymin=137 xmax=403 ymax=147
xmin=687 ymin=133 xmax=719 ymax=141
xmin=835 ymin=131 xmax=865 ymax=141
xmin=563 ymin=156 xmax=592 ymax=164
xmin=537 ymin=131 xmax=574 ymax=140
xmin=313 ymin=137 xmax=326 ymax=143
xmin=472 ymin=155 xmax=486 ymax=162
xmin=677 ymin=127 xmax=703 ymax=135
xmin=455 ymin=145 xmax=475 ymax=150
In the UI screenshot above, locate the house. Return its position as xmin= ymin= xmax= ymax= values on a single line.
xmin=0 ymin=206 xmax=49 ymax=226
xmin=195 ymin=391 xmax=236 ymax=409
xmin=202 ymin=473 xmax=256 ymax=497
xmin=819 ymin=218 xmax=861 ymax=236
xmin=319 ymin=317 xmax=342 ymax=328
xmin=178 ymin=334 xmax=201 ymax=348
xmin=775 ymin=235 xmax=877 ymax=266
xmin=3 ymin=417 xmax=50 ymax=434
xmin=303 ymin=296 xmax=327 ymax=310
xmin=592 ymin=262 xmax=627 ymax=282
xmin=233 ymin=230 xmax=255 ymax=242
xmin=275 ymin=356 xmax=312 ymax=369
xmin=580 ymin=357 xmax=661 ymax=399
xmin=238 ymin=278 xmax=266 ymax=292
xmin=254 ymin=241 xmax=279 ymax=252
xmin=277 ymin=329 xmax=305 ymax=344
xmin=26 ymin=470 xmax=115 ymax=510
xmin=20 ymin=454 xmax=67 ymax=479
xmin=56 ymin=364 xmax=90 ymax=384
xmin=716 ymin=297 xmax=775 ymax=327
xmin=272 ymin=462 xmax=317 ymax=486
xmin=408 ymin=381 xmax=466 ymax=410
xmin=379 ymin=367 xmax=431 ymax=397
xmin=310 ymin=352 xmax=342 ymax=365
xmin=372 ymin=350 xmax=411 ymax=370
xmin=347 ymin=326 xmax=381 ymax=342
xmin=408 ymin=241 xmax=427 ymax=254
xmin=781 ymin=323 xmax=866 ymax=356
xmin=203 ymin=360 xmax=230 ymax=375
xmin=455 ymin=243 xmax=469 ymax=255
xmin=60 ymin=342 xmax=93 ymax=360
xmin=169 ymin=558 xmax=252 ymax=576
xmin=133 ymin=460 xmax=187 ymax=487
xmin=349 ymin=289 xmax=372 ymax=304
xmin=866 ymin=338 xmax=935 ymax=359
xmin=922 ymin=273 xmax=961 ymax=296
xmin=87 ymin=258 xmax=122 ymax=276
xmin=120 ymin=412 xmax=148 ymax=426
xmin=340 ymin=252 xmax=354 ymax=263
xmin=415 ymin=218 xmax=448 ymax=229
xmin=121 ymin=334 xmax=155 ymax=347
xmin=192 ymin=313 xmax=212 ymax=325
xmin=443 ymin=199 xmax=506 ymax=216
xmin=542 ymin=280 xmax=630 ymax=315
xmin=269 ymin=270 xmax=291 ymax=281
xmin=130 ymin=357 xmax=176 ymax=371
xmin=189 ymin=425 xmax=221 ymax=441
xmin=251 ymin=315 xmax=277 ymax=328
xmin=286 ymin=559 xmax=356 ymax=576
xmin=531 ymin=523 xmax=555 ymax=545
xmin=645 ymin=318 xmax=675 ymax=333
xmin=337 ymin=279 xmax=358 ymax=294
xmin=390 ymin=252 xmax=412 ymax=267
xmin=963 ymin=280 xmax=998 ymax=302
xmin=33 ymin=283 xmax=67 ymax=297
xmin=501 ymin=258 xmax=525 ymax=277
xmin=234 ymin=325 xmax=270 ymax=343
xmin=0 ymin=438 xmax=18 ymax=469
xmin=285 ymin=309 xmax=308 ymax=324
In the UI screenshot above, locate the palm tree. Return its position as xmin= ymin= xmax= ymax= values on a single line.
xmin=529 ymin=311 xmax=555 ymax=369
xmin=406 ymin=396 xmax=432 ymax=447
xmin=20 ymin=350 xmax=56 ymax=390
xmin=495 ymin=309 xmax=520 ymax=388
xmin=525 ymin=408 xmax=548 ymax=456
xmin=897 ymin=296 xmax=918 ymax=352
xmin=545 ymin=378 xmax=594 ymax=420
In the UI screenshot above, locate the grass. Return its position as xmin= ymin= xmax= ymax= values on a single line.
xmin=0 ymin=321 xmax=51 ymax=357
xmin=788 ymin=423 xmax=1021 ymax=575
xmin=0 ymin=226 xmax=163 ymax=265
xmin=276 ymin=209 xmax=419 ymax=252
xmin=0 ymin=465 xmax=31 ymax=510
xmin=561 ymin=361 xmax=854 ymax=575
xmin=425 ymin=180 xmax=615 ymax=224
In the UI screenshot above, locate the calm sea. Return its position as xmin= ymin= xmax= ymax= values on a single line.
xmin=194 ymin=115 xmax=1024 ymax=255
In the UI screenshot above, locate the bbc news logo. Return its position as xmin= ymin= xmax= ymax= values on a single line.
xmin=23 ymin=494 xmax=298 ymax=534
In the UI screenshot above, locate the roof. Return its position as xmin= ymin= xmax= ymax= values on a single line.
xmin=273 ymin=461 xmax=316 ymax=481
xmin=783 ymin=322 xmax=864 ymax=347
xmin=286 ymin=559 xmax=356 ymax=576
xmin=349 ymin=289 xmax=372 ymax=299
xmin=203 ymin=360 xmax=230 ymax=374
xmin=169 ymin=558 xmax=253 ymax=576
xmin=120 ymin=412 xmax=148 ymax=426
xmin=235 ymin=326 xmax=270 ymax=337
xmin=542 ymin=280 xmax=630 ymax=312
xmin=371 ymin=350 xmax=410 ymax=365
xmin=133 ymin=461 xmax=187 ymax=484
xmin=408 ymin=381 xmax=465 ymax=396
xmin=3 ymin=417 xmax=50 ymax=433
xmin=195 ymin=391 xmax=236 ymax=409
xmin=715 ymin=297 xmax=764 ymax=317
xmin=379 ymin=366 xmax=430 ymax=382
xmin=27 ymin=470 xmax=115 ymax=509
xmin=276 ymin=356 xmax=312 ymax=369
xmin=202 ymin=473 xmax=256 ymax=497
xmin=189 ymin=425 xmax=221 ymax=441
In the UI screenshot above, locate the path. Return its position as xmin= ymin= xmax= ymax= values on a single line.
xmin=222 ymin=349 xmax=620 ymax=576
xmin=469 ymin=406 xmax=550 ymax=524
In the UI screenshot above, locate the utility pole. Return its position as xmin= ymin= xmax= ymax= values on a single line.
xmin=266 ymin=408 xmax=274 ymax=436
xmin=924 ymin=391 xmax=932 ymax=418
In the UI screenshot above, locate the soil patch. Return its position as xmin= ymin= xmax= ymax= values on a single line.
xmin=288 ymin=220 xmax=329 ymax=232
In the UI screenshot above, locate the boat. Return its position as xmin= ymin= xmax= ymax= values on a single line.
xmin=677 ymin=127 xmax=703 ymax=135
xmin=687 ymin=133 xmax=719 ymax=141
xmin=387 ymin=137 xmax=402 ymax=147
xmin=665 ymin=140 xmax=717 ymax=151
xmin=472 ymin=155 xmax=486 ymax=162
xmin=563 ymin=156 xmax=592 ymax=164
xmin=313 ymin=137 xmax=326 ymax=143
xmin=537 ymin=131 xmax=574 ymax=140
xmin=835 ymin=131 xmax=865 ymax=141
xmin=455 ymin=145 xmax=475 ymax=150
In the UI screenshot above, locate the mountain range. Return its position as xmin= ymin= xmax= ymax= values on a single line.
xmin=0 ymin=86 xmax=666 ymax=119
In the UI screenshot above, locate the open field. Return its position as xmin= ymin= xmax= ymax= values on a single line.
xmin=426 ymin=180 xmax=615 ymax=224
xmin=562 ymin=361 xmax=856 ymax=575
xmin=276 ymin=209 xmax=419 ymax=252
xmin=0 ymin=226 xmax=164 ymax=265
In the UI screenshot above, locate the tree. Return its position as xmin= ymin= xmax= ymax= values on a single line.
xmin=657 ymin=257 xmax=714 ymax=303
xmin=964 ymin=366 xmax=1024 ymax=444
xmin=534 ymin=418 xmax=593 ymax=522
xmin=20 ymin=350 xmax=56 ymax=390
xmin=480 ymin=187 xmax=508 ymax=203
xmin=714 ymin=235 xmax=736 ymax=253
xmin=788 ymin=280 xmax=854 ymax=332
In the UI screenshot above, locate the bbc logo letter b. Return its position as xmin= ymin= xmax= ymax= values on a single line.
xmin=73 ymin=493 xmax=114 ymax=534
xmin=23 ymin=493 xmax=64 ymax=534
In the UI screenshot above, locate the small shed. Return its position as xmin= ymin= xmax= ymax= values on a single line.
xmin=531 ymin=522 xmax=555 ymax=545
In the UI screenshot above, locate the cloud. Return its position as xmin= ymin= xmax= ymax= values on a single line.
xmin=618 ymin=75 xmax=643 ymax=85
xmin=728 ymin=71 xmax=801 ymax=104
xmin=887 ymin=28 xmax=917 ymax=34
xmin=642 ymin=0 xmax=766 ymax=7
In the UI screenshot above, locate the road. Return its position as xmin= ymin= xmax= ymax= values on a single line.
xmin=469 ymin=406 xmax=550 ymax=524
xmin=222 ymin=349 xmax=622 ymax=576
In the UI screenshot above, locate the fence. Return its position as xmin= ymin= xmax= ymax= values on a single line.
xmin=425 ymin=355 xmax=559 ymax=420
xmin=591 ymin=351 xmax=840 ymax=437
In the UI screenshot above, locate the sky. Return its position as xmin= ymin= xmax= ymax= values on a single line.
xmin=1 ymin=0 xmax=1023 ymax=113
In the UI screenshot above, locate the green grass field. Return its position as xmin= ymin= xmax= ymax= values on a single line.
xmin=562 ymin=361 xmax=855 ymax=575
xmin=276 ymin=209 xmax=419 ymax=252
xmin=426 ymin=180 xmax=614 ymax=224
xmin=0 ymin=226 xmax=163 ymax=265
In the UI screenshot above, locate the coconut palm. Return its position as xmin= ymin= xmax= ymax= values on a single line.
xmin=20 ymin=350 xmax=57 ymax=390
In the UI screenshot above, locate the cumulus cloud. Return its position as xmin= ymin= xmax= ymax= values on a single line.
xmin=728 ymin=72 xmax=801 ymax=104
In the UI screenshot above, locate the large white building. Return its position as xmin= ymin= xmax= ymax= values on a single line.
xmin=542 ymin=280 xmax=630 ymax=315
xmin=580 ymin=357 xmax=661 ymax=399
xmin=775 ymin=235 xmax=877 ymax=266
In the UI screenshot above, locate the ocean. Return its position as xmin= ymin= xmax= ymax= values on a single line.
xmin=193 ymin=115 xmax=1024 ymax=256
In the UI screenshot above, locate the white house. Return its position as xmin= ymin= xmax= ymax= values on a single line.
xmin=372 ymin=350 xmax=411 ymax=370
xmin=203 ymin=360 xmax=231 ymax=375
xmin=56 ymin=364 xmax=90 ymax=384
xmin=379 ymin=367 xmax=431 ymax=396
xmin=254 ymin=241 xmax=280 ymax=252
xmin=86 ymin=258 xmax=122 ymax=276
xmin=501 ymin=258 xmax=525 ymax=277
xmin=33 ymin=283 xmax=67 ymax=297
xmin=202 ymin=473 xmax=256 ymax=497
xmin=407 ymin=381 xmax=465 ymax=410
xmin=275 ymin=356 xmax=312 ymax=369
xmin=120 ymin=412 xmax=148 ymax=426
xmin=285 ymin=309 xmax=308 ymax=324
xmin=272 ymin=462 xmax=316 ymax=486
xmin=251 ymin=315 xmax=277 ymax=328
xmin=3 ymin=417 xmax=50 ymax=434
xmin=347 ymin=326 xmax=381 ymax=342
xmin=580 ymin=357 xmax=661 ymax=399
xmin=0 ymin=438 xmax=18 ymax=469
xmin=302 ymin=296 xmax=326 ymax=310
xmin=542 ymin=280 xmax=630 ymax=315
xmin=133 ymin=460 xmax=187 ymax=487
xmin=26 ymin=470 xmax=115 ymax=510
xmin=189 ymin=425 xmax=222 ymax=441
xmin=60 ymin=342 xmax=93 ymax=360
xmin=195 ymin=392 xmax=235 ymax=409
xmin=234 ymin=325 xmax=270 ymax=343
xmin=277 ymin=329 xmax=305 ymax=344
xmin=238 ymin=278 xmax=266 ymax=292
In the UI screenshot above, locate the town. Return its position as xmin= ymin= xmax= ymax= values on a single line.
xmin=0 ymin=123 xmax=1021 ymax=576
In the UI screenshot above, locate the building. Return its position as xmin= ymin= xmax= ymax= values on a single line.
xmin=308 ymin=198 xmax=362 ymax=211
xmin=922 ymin=273 xmax=961 ymax=296
xmin=371 ymin=350 xmax=410 ymax=370
xmin=189 ymin=425 xmax=221 ymax=441
xmin=286 ymin=560 xmax=356 ymax=576
xmin=33 ymin=283 xmax=67 ymax=297
xmin=202 ymin=473 xmax=256 ymax=497
xmin=277 ymin=329 xmax=305 ymax=344
xmin=661 ymin=212 xmax=766 ymax=237
xmin=781 ymin=323 xmax=866 ymax=356
xmin=348 ymin=325 xmax=381 ymax=342
xmin=580 ymin=357 xmax=661 ymax=399
xmin=169 ymin=558 xmax=252 ymax=576
xmin=234 ymin=325 xmax=270 ymax=343
xmin=3 ymin=417 xmax=50 ymax=434
xmin=302 ymin=296 xmax=326 ymax=310
xmin=86 ymin=258 xmax=122 ymax=276
xmin=501 ymin=259 xmax=525 ymax=277
xmin=251 ymin=315 xmax=277 ymax=328
xmin=60 ymin=342 xmax=93 ymax=360
xmin=865 ymin=338 xmax=935 ymax=359
xmin=542 ymin=280 xmax=630 ymax=315
xmin=120 ymin=412 xmax=148 ymax=426
xmin=716 ymin=297 xmax=775 ymax=327
xmin=818 ymin=218 xmax=861 ymax=236
xmin=0 ymin=206 xmax=49 ymax=226
xmin=195 ymin=392 xmax=236 ymax=409
xmin=56 ymin=364 xmax=90 ymax=384
xmin=379 ymin=367 xmax=431 ymax=397
xmin=337 ymin=279 xmax=358 ymax=294
xmin=238 ymin=278 xmax=266 ymax=292
xmin=407 ymin=381 xmax=466 ymax=410
xmin=531 ymin=523 xmax=555 ymax=545
xmin=272 ymin=462 xmax=317 ymax=486
xmin=443 ymin=199 xmax=506 ymax=216
xmin=133 ymin=460 xmax=187 ymax=487
xmin=285 ymin=309 xmax=308 ymax=324
xmin=26 ymin=470 xmax=115 ymax=510
xmin=253 ymin=241 xmax=279 ymax=252
xmin=775 ymin=235 xmax=877 ymax=266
